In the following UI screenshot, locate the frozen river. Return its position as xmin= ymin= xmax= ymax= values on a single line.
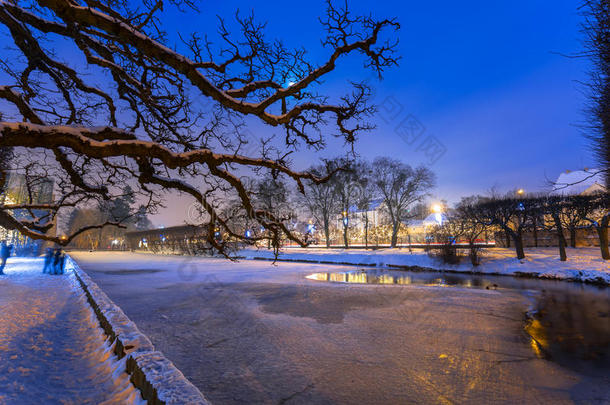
xmin=70 ymin=251 xmax=610 ymax=404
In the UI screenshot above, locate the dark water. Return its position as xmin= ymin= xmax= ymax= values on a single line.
xmin=307 ymin=269 xmax=610 ymax=374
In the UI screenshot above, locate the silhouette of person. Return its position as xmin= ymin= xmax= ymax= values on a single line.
xmin=42 ymin=247 xmax=54 ymax=273
xmin=58 ymin=250 xmax=66 ymax=275
xmin=0 ymin=241 xmax=10 ymax=275
xmin=52 ymin=249 xmax=62 ymax=274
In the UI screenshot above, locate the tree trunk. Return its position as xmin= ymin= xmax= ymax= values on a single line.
xmin=532 ymin=217 xmax=538 ymax=248
xmin=390 ymin=222 xmax=399 ymax=248
xmin=469 ymin=240 xmax=479 ymax=266
xmin=364 ymin=213 xmax=369 ymax=248
xmin=553 ymin=214 xmax=567 ymax=261
xmin=569 ymin=227 xmax=576 ymax=248
xmin=343 ymin=223 xmax=348 ymax=248
xmin=595 ymin=216 xmax=610 ymax=260
xmin=505 ymin=227 xmax=525 ymax=259
xmin=324 ymin=220 xmax=330 ymax=248
xmin=513 ymin=235 xmax=525 ymax=260
xmin=504 ymin=229 xmax=511 ymax=248
xmin=596 ymin=226 xmax=609 ymax=260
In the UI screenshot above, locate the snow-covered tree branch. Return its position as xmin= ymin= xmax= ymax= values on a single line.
xmin=0 ymin=0 xmax=400 ymax=255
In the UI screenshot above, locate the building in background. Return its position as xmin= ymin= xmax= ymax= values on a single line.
xmin=0 ymin=173 xmax=55 ymax=255
xmin=552 ymin=168 xmax=606 ymax=196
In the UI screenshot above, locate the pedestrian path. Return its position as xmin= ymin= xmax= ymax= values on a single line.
xmin=0 ymin=258 xmax=144 ymax=404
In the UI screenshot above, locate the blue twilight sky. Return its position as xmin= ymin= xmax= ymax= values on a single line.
xmin=0 ymin=1 xmax=593 ymax=226
xmin=148 ymin=0 xmax=594 ymax=226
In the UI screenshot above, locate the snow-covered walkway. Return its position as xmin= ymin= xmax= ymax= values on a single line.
xmin=0 ymin=258 xmax=144 ymax=404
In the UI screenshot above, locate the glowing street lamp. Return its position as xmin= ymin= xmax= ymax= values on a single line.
xmin=516 ymin=188 xmax=525 ymax=196
xmin=431 ymin=203 xmax=443 ymax=213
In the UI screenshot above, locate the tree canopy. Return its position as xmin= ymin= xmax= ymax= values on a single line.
xmin=0 ymin=0 xmax=400 ymax=255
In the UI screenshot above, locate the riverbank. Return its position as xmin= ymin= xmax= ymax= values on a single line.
xmin=240 ymin=246 xmax=610 ymax=285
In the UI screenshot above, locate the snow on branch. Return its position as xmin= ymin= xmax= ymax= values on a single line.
xmin=0 ymin=0 xmax=400 ymax=254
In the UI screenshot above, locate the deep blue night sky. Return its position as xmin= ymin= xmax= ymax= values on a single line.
xmin=146 ymin=0 xmax=593 ymax=226
xmin=0 ymin=1 xmax=594 ymax=226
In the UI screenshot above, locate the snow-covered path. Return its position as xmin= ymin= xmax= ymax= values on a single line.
xmin=0 ymin=258 xmax=144 ymax=404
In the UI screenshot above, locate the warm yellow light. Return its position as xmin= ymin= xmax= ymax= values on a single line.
xmin=431 ymin=204 xmax=442 ymax=213
xmin=517 ymin=188 xmax=525 ymax=195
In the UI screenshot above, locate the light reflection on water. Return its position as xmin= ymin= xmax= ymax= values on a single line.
xmin=306 ymin=270 xmax=487 ymax=289
xmin=307 ymin=268 xmax=610 ymax=374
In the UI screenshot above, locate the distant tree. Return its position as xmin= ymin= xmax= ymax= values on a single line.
xmin=470 ymin=197 xmax=537 ymax=260
xmin=0 ymin=147 xmax=11 ymax=193
xmin=541 ymin=196 xmax=568 ymax=261
xmin=303 ymin=164 xmax=339 ymax=248
xmin=579 ymin=193 xmax=610 ymax=260
xmin=133 ymin=205 xmax=153 ymax=231
xmin=372 ymin=158 xmax=435 ymax=248
xmin=329 ymin=158 xmax=361 ymax=248
xmin=353 ymin=160 xmax=377 ymax=248
xmin=453 ymin=196 xmax=491 ymax=266
xmin=428 ymin=219 xmax=463 ymax=264
xmin=65 ymin=208 xmax=105 ymax=249
xmin=560 ymin=195 xmax=587 ymax=248
xmin=254 ymin=176 xmax=290 ymax=249
xmin=102 ymin=185 xmax=136 ymax=223
xmin=66 ymin=185 xmax=144 ymax=249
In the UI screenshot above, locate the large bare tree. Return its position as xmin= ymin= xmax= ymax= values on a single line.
xmin=582 ymin=0 xmax=610 ymax=187
xmin=372 ymin=157 xmax=435 ymax=248
xmin=0 ymin=0 xmax=399 ymax=255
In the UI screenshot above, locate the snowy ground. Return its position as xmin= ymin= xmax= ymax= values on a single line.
xmin=0 ymin=257 xmax=145 ymax=404
xmin=71 ymin=251 xmax=609 ymax=404
xmin=241 ymin=246 xmax=610 ymax=284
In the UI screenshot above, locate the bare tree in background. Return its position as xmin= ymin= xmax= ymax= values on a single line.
xmin=579 ymin=192 xmax=610 ymax=259
xmin=469 ymin=197 xmax=535 ymax=260
xmin=302 ymin=163 xmax=338 ymax=248
xmin=561 ymin=195 xmax=589 ymax=248
xmin=0 ymin=0 xmax=400 ymax=255
xmin=372 ymin=157 xmax=435 ymax=248
xmin=453 ymin=196 xmax=491 ymax=266
xmin=353 ymin=160 xmax=376 ymax=248
xmin=541 ymin=196 xmax=569 ymax=262
xmin=253 ymin=175 xmax=289 ymax=249
xmin=330 ymin=157 xmax=360 ymax=248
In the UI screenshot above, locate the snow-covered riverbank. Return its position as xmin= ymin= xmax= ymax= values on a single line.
xmin=241 ymin=247 xmax=610 ymax=285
